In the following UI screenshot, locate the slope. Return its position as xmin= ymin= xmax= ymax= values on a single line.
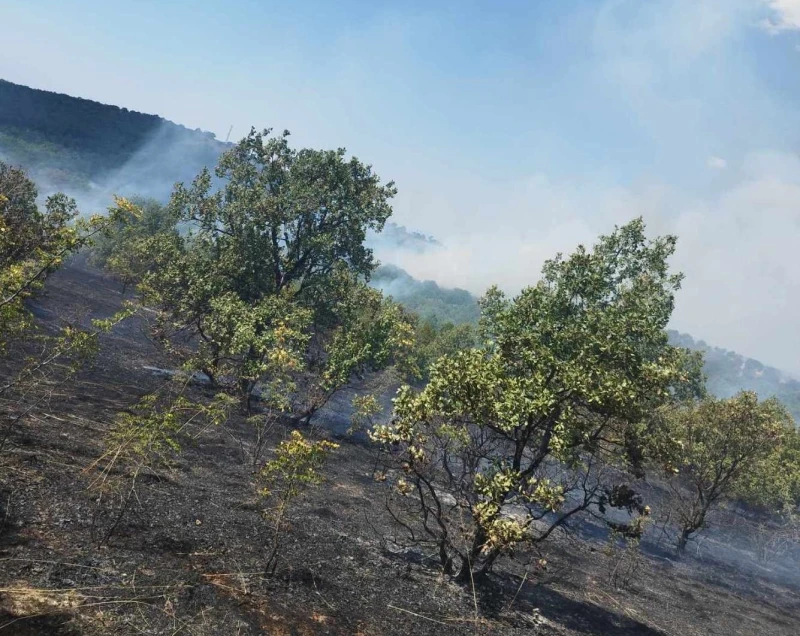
xmin=0 ymin=78 xmax=229 ymax=201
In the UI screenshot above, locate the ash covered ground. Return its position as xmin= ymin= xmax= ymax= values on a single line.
xmin=0 ymin=260 xmax=798 ymax=635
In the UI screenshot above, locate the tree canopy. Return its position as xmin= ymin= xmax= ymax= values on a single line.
xmin=1 ymin=161 xmax=83 ymax=348
xmin=372 ymin=218 xmax=704 ymax=581
xmin=655 ymin=391 xmax=799 ymax=551
xmin=164 ymin=128 xmax=396 ymax=305
xmin=131 ymin=129 xmax=410 ymax=418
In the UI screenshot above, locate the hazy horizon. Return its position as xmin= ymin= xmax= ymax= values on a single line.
xmin=2 ymin=0 xmax=800 ymax=374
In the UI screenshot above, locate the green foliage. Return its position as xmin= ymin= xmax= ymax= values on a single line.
xmin=372 ymin=218 xmax=699 ymax=582
xmin=408 ymin=318 xmax=477 ymax=383
xmin=260 ymin=431 xmax=339 ymax=500
xmin=257 ymin=430 xmax=338 ymax=574
xmin=1 ymin=162 xmax=80 ymax=348
xmin=736 ymin=426 xmax=800 ymax=512
xmin=192 ymin=293 xmax=311 ymax=401
xmin=0 ymin=162 xmax=134 ymax=334
xmin=0 ymin=162 xmax=134 ymax=408
xmin=138 ymin=130 xmax=411 ymax=416
xmin=166 ymin=127 xmax=395 ymax=303
xmin=656 ymin=391 xmax=800 ymax=551
xmin=104 ymin=389 xmax=234 ymax=468
xmin=349 ymin=393 xmax=383 ymax=435
xmin=90 ymin=196 xmax=179 ymax=292
xmin=298 ymin=279 xmax=416 ymax=422
xmin=88 ymin=385 xmax=235 ymax=544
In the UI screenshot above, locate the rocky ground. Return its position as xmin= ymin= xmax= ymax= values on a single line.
xmin=0 ymin=259 xmax=798 ymax=635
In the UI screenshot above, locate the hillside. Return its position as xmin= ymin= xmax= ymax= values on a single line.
xmin=0 ymin=78 xmax=796 ymax=416
xmin=0 ymin=79 xmax=228 ymax=202
xmin=668 ymin=331 xmax=800 ymax=421
xmin=1 ymin=257 xmax=797 ymax=635
xmin=1 ymin=87 xmax=798 ymax=633
xmin=2 ymin=76 xmax=796 ymax=421
xmin=371 ymin=264 xmax=481 ymax=325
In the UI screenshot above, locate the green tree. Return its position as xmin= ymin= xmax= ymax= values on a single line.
xmin=371 ymin=218 xmax=701 ymax=583
xmin=408 ymin=318 xmax=476 ymax=384
xmin=90 ymin=196 xmax=178 ymax=294
xmin=165 ymin=127 xmax=395 ymax=303
xmin=0 ymin=163 xmax=132 ymax=406
xmin=138 ymin=130 xmax=410 ymax=418
xmin=295 ymin=276 xmax=416 ymax=424
xmin=1 ymin=161 xmax=81 ymax=348
xmin=656 ymin=391 xmax=798 ymax=552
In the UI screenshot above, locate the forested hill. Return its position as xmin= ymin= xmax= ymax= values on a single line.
xmin=668 ymin=331 xmax=800 ymax=421
xmin=0 ymin=79 xmax=228 ymax=199
xmin=371 ymin=264 xmax=480 ymax=325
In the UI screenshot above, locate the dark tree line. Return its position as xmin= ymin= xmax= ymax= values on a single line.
xmin=0 ymin=79 xmax=228 ymax=191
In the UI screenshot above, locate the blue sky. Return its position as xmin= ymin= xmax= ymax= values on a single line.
xmin=2 ymin=0 xmax=800 ymax=372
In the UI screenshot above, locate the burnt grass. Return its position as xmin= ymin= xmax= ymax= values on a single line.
xmin=0 ymin=259 xmax=798 ymax=635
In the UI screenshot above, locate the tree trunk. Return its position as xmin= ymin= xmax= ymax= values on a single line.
xmin=240 ymin=378 xmax=254 ymax=415
xmin=454 ymin=526 xmax=491 ymax=585
xmin=676 ymin=527 xmax=692 ymax=553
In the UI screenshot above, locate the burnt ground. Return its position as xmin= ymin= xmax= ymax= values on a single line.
xmin=0 ymin=259 xmax=798 ymax=635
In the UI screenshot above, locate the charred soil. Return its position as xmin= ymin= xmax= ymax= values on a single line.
xmin=0 ymin=260 xmax=798 ymax=635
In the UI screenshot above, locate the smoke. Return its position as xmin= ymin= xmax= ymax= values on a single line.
xmin=368 ymin=223 xmax=441 ymax=257
xmin=88 ymin=122 xmax=225 ymax=210
xmin=370 ymin=0 xmax=800 ymax=376
xmin=375 ymin=153 xmax=800 ymax=375
xmin=9 ymin=120 xmax=229 ymax=215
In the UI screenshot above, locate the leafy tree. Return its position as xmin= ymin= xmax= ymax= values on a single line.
xmin=257 ymin=430 xmax=338 ymax=575
xmin=656 ymin=391 xmax=799 ymax=552
xmin=294 ymin=277 xmax=416 ymax=424
xmin=408 ymin=318 xmax=476 ymax=383
xmin=165 ymin=127 xmax=395 ymax=303
xmin=0 ymin=163 xmax=132 ymax=409
xmin=90 ymin=196 xmax=179 ymax=294
xmin=371 ymin=218 xmax=702 ymax=583
xmin=349 ymin=393 xmax=384 ymax=435
xmin=138 ymin=130 xmax=410 ymax=418
xmin=1 ymin=161 xmax=81 ymax=348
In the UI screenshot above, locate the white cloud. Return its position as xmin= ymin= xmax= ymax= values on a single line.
xmin=708 ymin=156 xmax=728 ymax=169
xmin=761 ymin=0 xmax=800 ymax=32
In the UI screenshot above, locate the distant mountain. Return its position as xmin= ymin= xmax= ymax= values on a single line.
xmin=369 ymin=223 xmax=442 ymax=253
xmin=668 ymin=331 xmax=800 ymax=422
xmin=371 ymin=264 xmax=480 ymax=325
xmin=0 ymin=79 xmax=229 ymax=204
